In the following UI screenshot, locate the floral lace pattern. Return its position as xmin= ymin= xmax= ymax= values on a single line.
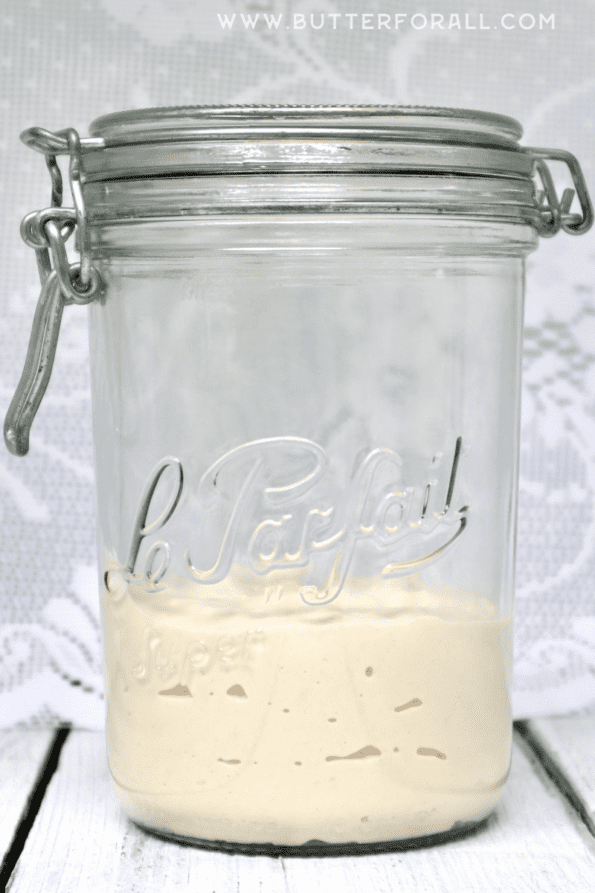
xmin=0 ymin=0 xmax=594 ymax=727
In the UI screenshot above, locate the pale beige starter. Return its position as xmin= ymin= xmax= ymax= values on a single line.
xmin=102 ymin=571 xmax=512 ymax=847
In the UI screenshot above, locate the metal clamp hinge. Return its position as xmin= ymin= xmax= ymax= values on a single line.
xmin=4 ymin=127 xmax=105 ymax=457
xmin=529 ymin=147 xmax=594 ymax=238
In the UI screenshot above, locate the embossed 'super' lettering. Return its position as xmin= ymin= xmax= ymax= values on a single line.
xmin=131 ymin=629 xmax=264 ymax=685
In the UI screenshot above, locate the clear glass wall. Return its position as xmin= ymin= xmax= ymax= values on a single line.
xmin=89 ymin=215 xmax=536 ymax=851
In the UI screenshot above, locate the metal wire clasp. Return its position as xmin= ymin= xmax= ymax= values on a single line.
xmin=4 ymin=127 xmax=104 ymax=457
xmin=529 ymin=147 xmax=594 ymax=238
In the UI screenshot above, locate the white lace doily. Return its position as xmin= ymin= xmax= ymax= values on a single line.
xmin=1 ymin=0 xmax=594 ymax=728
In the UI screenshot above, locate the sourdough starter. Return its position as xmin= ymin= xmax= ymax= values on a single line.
xmin=101 ymin=570 xmax=511 ymax=846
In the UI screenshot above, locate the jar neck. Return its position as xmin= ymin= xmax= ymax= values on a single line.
xmin=89 ymin=216 xmax=539 ymax=262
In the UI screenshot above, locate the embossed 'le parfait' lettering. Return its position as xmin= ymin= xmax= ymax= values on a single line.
xmin=124 ymin=436 xmax=468 ymax=606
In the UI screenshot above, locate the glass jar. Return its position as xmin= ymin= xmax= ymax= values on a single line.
xmin=6 ymin=106 xmax=593 ymax=855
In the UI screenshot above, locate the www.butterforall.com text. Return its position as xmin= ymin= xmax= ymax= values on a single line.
xmin=217 ymin=12 xmax=555 ymax=31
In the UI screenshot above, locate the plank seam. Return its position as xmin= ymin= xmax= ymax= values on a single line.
xmin=0 ymin=725 xmax=71 ymax=892
xmin=514 ymin=719 xmax=595 ymax=840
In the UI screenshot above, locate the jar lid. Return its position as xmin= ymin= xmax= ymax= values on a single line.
xmin=83 ymin=104 xmax=531 ymax=180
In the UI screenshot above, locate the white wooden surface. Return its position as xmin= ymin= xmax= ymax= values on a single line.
xmin=1 ymin=721 xmax=595 ymax=892
xmin=0 ymin=729 xmax=53 ymax=861
xmin=526 ymin=715 xmax=595 ymax=835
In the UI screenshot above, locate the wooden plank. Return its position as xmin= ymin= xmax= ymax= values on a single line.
xmin=0 ymin=729 xmax=54 ymax=862
xmin=521 ymin=715 xmax=595 ymax=834
xmin=7 ymin=728 xmax=595 ymax=893
xmin=7 ymin=731 xmax=288 ymax=893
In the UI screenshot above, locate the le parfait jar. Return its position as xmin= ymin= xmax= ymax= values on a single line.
xmin=5 ymin=106 xmax=593 ymax=855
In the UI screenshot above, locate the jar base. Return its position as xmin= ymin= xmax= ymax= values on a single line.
xmin=130 ymin=814 xmax=493 ymax=857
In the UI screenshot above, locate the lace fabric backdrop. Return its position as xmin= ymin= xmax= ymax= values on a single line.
xmin=0 ymin=0 xmax=594 ymax=728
